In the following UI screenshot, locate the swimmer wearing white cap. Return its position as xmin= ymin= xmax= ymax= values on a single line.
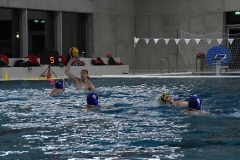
xmin=160 ymin=94 xmax=203 ymax=113
xmin=65 ymin=55 xmax=96 ymax=92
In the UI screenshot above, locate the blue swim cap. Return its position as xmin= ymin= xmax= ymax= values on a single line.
xmin=188 ymin=96 xmax=202 ymax=110
xmin=55 ymin=80 xmax=64 ymax=89
xmin=87 ymin=93 xmax=99 ymax=106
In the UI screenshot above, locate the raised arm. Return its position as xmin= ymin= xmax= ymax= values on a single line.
xmin=65 ymin=58 xmax=77 ymax=81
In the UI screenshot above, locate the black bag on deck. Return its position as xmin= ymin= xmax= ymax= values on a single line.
xmin=0 ymin=59 xmax=6 ymax=67
xmin=91 ymin=57 xmax=106 ymax=65
xmin=14 ymin=60 xmax=26 ymax=67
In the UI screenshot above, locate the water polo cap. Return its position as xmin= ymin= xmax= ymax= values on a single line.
xmin=188 ymin=96 xmax=202 ymax=110
xmin=87 ymin=93 xmax=99 ymax=107
xmin=161 ymin=94 xmax=170 ymax=102
xmin=55 ymin=80 xmax=64 ymax=90
xmin=69 ymin=47 xmax=79 ymax=58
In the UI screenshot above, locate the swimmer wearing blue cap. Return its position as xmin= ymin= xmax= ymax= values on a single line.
xmin=87 ymin=93 xmax=99 ymax=107
xmin=49 ymin=80 xmax=65 ymax=96
xmin=65 ymin=57 xmax=96 ymax=92
xmin=84 ymin=92 xmax=99 ymax=111
xmin=160 ymin=94 xmax=203 ymax=112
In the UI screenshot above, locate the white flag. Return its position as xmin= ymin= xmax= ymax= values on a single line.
xmin=135 ymin=37 xmax=140 ymax=44
xmin=217 ymin=39 xmax=223 ymax=45
xmin=145 ymin=38 xmax=150 ymax=44
xmin=154 ymin=39 xmax=159 ymax=44
xmin=174 ymin=39 xmax=180 ymax=45
xmin=207 ymin=39 xmax=212 ymax=44
xmin=195 ymin=39 xmax=201 ymax=45
xmin=164 ymin=39 xmax=170 ymax=45
xmin=185 ymin=39 xmax=190 ymax=45
xmin=228 ymin=39 xmax=234 ymax=45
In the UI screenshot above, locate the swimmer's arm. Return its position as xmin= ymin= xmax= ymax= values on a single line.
xmin=65 ymin=58 xmax=77 ymax=81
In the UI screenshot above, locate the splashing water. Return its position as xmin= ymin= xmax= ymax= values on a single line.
xmin=1 ymin=78 xmax=240 ymax=159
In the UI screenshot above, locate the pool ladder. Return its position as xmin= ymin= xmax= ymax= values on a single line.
xmin=160 ymin=55 xmax=174 ymax=73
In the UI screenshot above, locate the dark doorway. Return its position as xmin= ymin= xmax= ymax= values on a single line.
xmin=29 ymin=34 xmax=45 ymax=54
xmin=229 ymin=28 xmax=240 ymax=34
xmin=228 ymin=27 xmax=240 ymax=69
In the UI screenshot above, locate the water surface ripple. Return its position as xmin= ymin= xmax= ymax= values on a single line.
xmin=1 ymin=78 xmax=240 ymax=159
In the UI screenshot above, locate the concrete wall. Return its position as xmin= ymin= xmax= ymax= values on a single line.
xmin=62 ymin=13 xmax=78 ymax=55
xmin=0 ymin=0 xmax=93 ymax=13
xmin=93 ymin=0 xmax=135 ymax=70
xmin=92 ymin=0 xmax=240 ymax=71
xmin=1 ymin=57 xmax=129 ymax=79
xmin=134 ymin=0 xmax=240 ymax=71
xmin=1 ymin=0 xmax=240 ymax=71
xmin=0 ymin=65 xmax=129 ymax=79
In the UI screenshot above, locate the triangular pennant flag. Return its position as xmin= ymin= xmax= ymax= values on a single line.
xmin=174 ymin=39 xmax=180 ymax=45
xmin=195 ymin=39 xmax=201 ymax=45
xmin=164 ymin=39 xmax=170 ymax=45
xmin=135 ymin=37 xmax=140 ymax=44
xmin=154 ymin=39 xmax=159 ymax=44
xmin=185 ymin=39 xmax=190 ymax=45
xmin=207 ymin=39 xmax=212 ymax=44
xmin=145 ymin=38 xmax=150 ymax=44
xmin=217 ymin=39 xmax=223 ymax=45
xmin=228 ymin=39 xmax=234 ymax=45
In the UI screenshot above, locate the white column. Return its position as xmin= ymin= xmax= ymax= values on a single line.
xmin=20 ymin=9 xmax=28 ymax=57
xmin=54 ymin=11 xmax=62 ymax=55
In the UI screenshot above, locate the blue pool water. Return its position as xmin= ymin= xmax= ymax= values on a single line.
xmin=1 ymin=78 xmax=240 ymax=159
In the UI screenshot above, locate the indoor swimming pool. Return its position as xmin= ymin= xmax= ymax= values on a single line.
xmin=0 ymin=78 xmax=240 ymax=159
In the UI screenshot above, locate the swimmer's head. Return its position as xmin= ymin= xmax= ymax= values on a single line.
xmin=81 ymin=69 xmax=89 ymax=78
xmin=55 ymin=80 xmax=64 ymax=90
xmin=160 ymin=94 xmax=171 ymax=103
xmin=87 ymin=93 xmax=98 ymax=107
xmin=188 ymin=96 xmax=202 ymax=110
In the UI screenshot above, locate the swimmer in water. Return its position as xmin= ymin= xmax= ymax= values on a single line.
xmin=160 ymin=94 xmax=203 ymax=113
xmin=65 ymin=59 xmax=96 ymax=92
xmin=84 ymin=92 xmax=99 ymax=111
xmin=49 ymin=80 xmax=64 ymax=96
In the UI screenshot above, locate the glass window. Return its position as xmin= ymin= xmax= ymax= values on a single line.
xmin=28 ymin=10 xmax=54 ymax=55
xmin=0 ymin=8 xmax=20 ymax=58
xmin=226 ymin=12 xmax=240 ymax=25
xmin=62 ymin=12 xmax=87 ymax=57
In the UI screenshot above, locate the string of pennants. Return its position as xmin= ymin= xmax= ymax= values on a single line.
xmin=134 ymin=37 xmax=234 ymax=45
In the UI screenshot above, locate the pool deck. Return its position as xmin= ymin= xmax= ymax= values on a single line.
xmin=1 ymin=71 xmax=240 ymax=81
